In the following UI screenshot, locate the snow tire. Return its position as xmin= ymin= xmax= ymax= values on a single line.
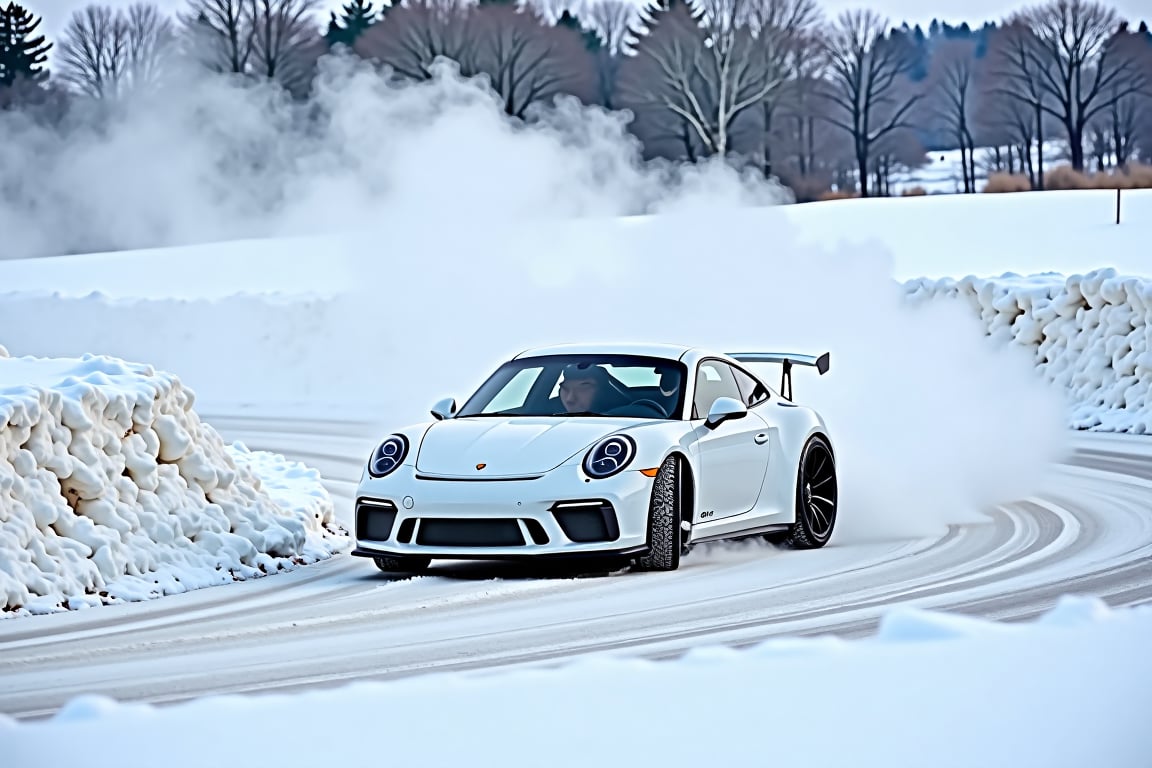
xmin=633 ymin=455 xmax=683 ymax=572
xmin=779 ymin=434 xmax=837 ymax=549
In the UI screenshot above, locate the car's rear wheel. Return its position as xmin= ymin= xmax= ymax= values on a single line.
xmin=633 ymin=455 xmax=686 ymax=572
xmin=776 ymin=434 xmax=837 ymax=549
xmin=373 ymin=555 xmax=432 ymax=574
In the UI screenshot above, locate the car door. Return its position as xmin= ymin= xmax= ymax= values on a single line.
xmin=691 ymin=359 xmax=772 ymax=520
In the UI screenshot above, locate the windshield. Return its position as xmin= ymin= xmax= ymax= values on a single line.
xmin=456 ymin=354 xmax=687 ymax=420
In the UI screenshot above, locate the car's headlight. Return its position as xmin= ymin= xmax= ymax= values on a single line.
xmin=582 ymin=435 xmax=635 ymax=479
xmin=368 ymin=434 xmax=408 ymax=478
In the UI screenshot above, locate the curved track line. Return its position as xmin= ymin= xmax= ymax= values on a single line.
xmin=1 ymin=420 xmax=1150 ymax=720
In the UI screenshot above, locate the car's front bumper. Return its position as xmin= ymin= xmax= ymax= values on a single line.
xmin=352 ymin=462 xmax=656 ymax=560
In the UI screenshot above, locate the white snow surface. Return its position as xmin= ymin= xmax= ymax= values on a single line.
xmin=1 ymin=183 xmax=1151 ymax=762
xmin=5 ymin=595 xmax=1152 ymax=767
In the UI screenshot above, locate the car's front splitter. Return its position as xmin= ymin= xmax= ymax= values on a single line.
xmin=352 ymin=463 xmax=656 ymax=559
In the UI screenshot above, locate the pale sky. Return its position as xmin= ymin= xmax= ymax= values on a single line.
xmin=26 ymin=0 xmax=1152 ymax=63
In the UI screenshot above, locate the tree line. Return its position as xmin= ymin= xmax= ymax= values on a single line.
xmin=1 ymin=0 xmax=1150 ymax=199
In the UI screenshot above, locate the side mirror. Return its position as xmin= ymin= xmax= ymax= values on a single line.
xmin=431 ymin=397 xmax=457 ymax=420
xmin=705 ymin=396 xmax=747 ymax=429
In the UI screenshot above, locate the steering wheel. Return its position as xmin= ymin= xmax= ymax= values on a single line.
xmin=620 ymin=399 xmax=669 ymax=418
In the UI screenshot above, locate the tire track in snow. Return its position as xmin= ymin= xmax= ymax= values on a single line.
xmin=1 ymin=422 xmax=1150 ymax=720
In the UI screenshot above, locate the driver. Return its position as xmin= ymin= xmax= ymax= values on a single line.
xmin=559 ymin=363 xmax=607 ymax=413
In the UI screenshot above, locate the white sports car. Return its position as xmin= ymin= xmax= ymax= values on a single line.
xmin=352 ymin=342 xmax=837 ymax=574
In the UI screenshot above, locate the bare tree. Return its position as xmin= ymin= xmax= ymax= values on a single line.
xmin=58 ymin=6 xmax=125 ymax=98
xmin=872 ymin=125 xmax=926 ymax=194
xmin=355 ymin=0 xmax=477 ymax=81
xmin=179 ymin=0 xmax=257 ymax=75
xmin=972 ymin=80 xmax=1036 ymax=178
xmin=926 ymin=37 xmax=977 ymax=191
xmin=744 ymin=0 xmax=821 ymax=177
xmin=250 ymin=0 xmax=322 ymax=87
xmin=179 ymin=0 xmax=321 ymax=91
xmin=777 ymin=26 xmax=826 ymax=177
xmin=981 ymin=21 xmax=1051 ymax=187
xmin=472 ymin=2 xmax=593 ymax=117
xmin=620 ymin=0 xmax=787 ymax=157
xmin=1137 ymin=100 xmax=1152 ymax=163
xmin=57 ymin=3 xmax=175 ymax=99
xmin=585 ymin=0 xmax=639 ymax=108
xmin=818 ymin=9 xmax=921 ymax=196
xmin=1012 ymin=0 xmax=1149 ymax=170
xmin=359 ymin=0 xmax=589 ymax=117
xmin=1094 ymin=27 xmax=1152 ymax=169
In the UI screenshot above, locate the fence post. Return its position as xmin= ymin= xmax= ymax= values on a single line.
xmin=1116 ymin=187 xmax=1121 ymax=225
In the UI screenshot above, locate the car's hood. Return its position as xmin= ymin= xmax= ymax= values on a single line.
xmin=414 ymin=417 xmax=628 ymax=476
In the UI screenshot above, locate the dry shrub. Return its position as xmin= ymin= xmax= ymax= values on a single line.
xmin=1095 ymin=163 xmax=1152 ymax=189
xmin=1125 ymin=162 xmax=1152 ymax=188
xmin=983 ymin=163 xmax=1152 ymax=192
xmin=1042 ymin=164 xmax=1089 ymax=189
xmin=818 ymin=189 xmax=858 ymax=201
xmin=983 ymin=172 xmax=1032 ymax=193
xmin=901 ymin=186 xmax=927 ymax=196
xmin=785 ymin=174 xmax=835 ymax=203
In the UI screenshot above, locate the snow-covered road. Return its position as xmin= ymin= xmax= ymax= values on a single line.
xmin=3 ymin=418 xmax=1150 ymax=722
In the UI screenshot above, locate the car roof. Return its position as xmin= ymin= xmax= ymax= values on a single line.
xmin=513 ymin=341 xmax=699 ymax=361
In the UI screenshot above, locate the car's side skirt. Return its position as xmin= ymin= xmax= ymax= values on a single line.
xmin=688 ymin=523 xmax=791 ymax=545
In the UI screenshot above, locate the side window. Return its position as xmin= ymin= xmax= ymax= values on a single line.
xmin=692 ymin=361 xmax=743 ymax=419
xmin=731 ymin=365 xmax=770 ymax=407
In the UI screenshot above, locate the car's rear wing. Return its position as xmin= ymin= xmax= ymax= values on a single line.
xmin=725 ymin=351 xmax=830 ymax=401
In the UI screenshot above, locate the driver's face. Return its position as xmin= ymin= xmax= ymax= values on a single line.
xmin=559 ymin=377 xmax=598 ymax=412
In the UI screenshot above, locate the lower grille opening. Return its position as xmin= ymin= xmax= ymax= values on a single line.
xmin=551 ymin=500 xmax=620 ymax=543
xmin=416 ymin=518 xmax=526 ymax=547
xmin=356 ymin=499 xmax=398 ymax=541
xmin=396 ymin=518 xmax=417 ymax=543
xmin=524 ymin=519 xmax=550 ymax=545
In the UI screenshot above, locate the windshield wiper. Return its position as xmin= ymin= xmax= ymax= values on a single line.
xmin=550 ymin=411 xmax=604 ymax=417
xmin=460 ymin=409 xmax=524 ymax=417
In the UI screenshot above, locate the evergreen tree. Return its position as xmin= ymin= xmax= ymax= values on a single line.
xmin=555 ymin=9 xmax=603 ymax=55
xmin=635 ymin=0 xmax=703 ymax=37
xmin=325 ymin=0 xmax=380 ymax=49
xmin=0 ymin=2 xmax=51 ymax=87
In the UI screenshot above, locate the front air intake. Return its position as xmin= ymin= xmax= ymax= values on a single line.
xmin=356 ymin=499 xmax=398 ymax=541
xmin=550 ymin=500 xmax=620 ymax=543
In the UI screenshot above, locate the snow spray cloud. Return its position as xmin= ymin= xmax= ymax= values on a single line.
xmin=342 ymin=206 xmax=1071 ymax=543
xmin=0 ymin=53 xmax=785 ymax=258
xmin=0 ymin=52 xmax=1069 ymax=542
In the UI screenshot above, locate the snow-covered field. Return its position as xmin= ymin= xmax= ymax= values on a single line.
xmin=2 ymin=60 xmax=1150 ymax=766
xmin=892 ymin=141 xmax=1066 ymax=194
xmin=3 ymin=188 xmax=1151 ymax=764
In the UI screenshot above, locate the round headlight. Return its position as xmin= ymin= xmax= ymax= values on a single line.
xmin=369 ymin=434 xmax=408 ymax=478
xmin=583 ymin=435 xmax=635 ymax=479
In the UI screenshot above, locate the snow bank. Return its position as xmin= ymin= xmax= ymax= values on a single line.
xmin=904 ymin=268 xmax=1152 ymax=433
xmin=5 ymin=595 xmax=1150 ymax=767
xmin=0 ymin=351 xmax=345 ymax=617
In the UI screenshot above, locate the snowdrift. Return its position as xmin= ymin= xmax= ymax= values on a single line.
xmin=905 ymin=268 xmax=1152 ymax=433
xmin=0 ymin=350 xmax=345 ymax=616
xmin=7 ymin=595 xmax=1151 ymax=767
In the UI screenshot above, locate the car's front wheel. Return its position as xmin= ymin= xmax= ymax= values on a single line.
xmin=777 ymin=434 xmax=837 ymax=549
xmin=373 ymin=555 xmax=432 ymax=574
xmin=633 ymin=455 xmax=687 ymax=572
